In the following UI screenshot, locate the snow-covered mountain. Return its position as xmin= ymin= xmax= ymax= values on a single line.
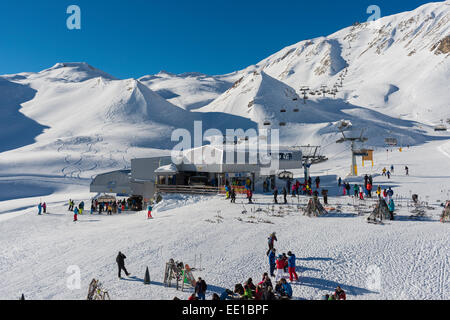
xmin=0 ymin=1 xmax=449 ymax=181
xmin=138 ymin=71 xmax=240 ymax=111
xmin=228 ymin=0 xmax=450 ymax=125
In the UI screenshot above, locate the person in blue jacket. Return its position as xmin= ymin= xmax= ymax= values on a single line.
xmin=388 ymin=198 xmax=395 ymax=220
xmin=281 ymin=279 xmax=293 ymax=298
xmin=37 ymin=203 xmax=42 ymax=215
xmin=268 ymin=248 xmax=276 ymax=277
xmin=287 ymin=251 xmax=299 ymax=282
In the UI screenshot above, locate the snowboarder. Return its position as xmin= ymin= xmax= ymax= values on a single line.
xmin=116 ymin=251 xmax=130 ymax=278
xmin=147 ymin=204 xmax=153 ymax=219
xmin=37 ymin=203 xmax=42 ymax=215
xmin=287 ymin=251 xmax=299 ymax=282
xmin=194 ymin=277 xmax=207 ymax=300
xmin=73 ymin=206 xmax=78 ymax=222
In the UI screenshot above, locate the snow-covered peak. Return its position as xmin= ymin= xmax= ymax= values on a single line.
xmin=37 ymin=62 xmax=118 ymax=83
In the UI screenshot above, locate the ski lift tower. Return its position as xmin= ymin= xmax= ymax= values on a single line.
xmin=336 ymin=121 xmax=368 ymax=176
xmin=289 ymin=145 xmax=328 ymax=182
xmin=299 ymin=86 xmax=309 ymax=104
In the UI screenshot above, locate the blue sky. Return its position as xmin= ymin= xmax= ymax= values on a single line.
xmin=0 ymin=0 xmax=438 ymax=78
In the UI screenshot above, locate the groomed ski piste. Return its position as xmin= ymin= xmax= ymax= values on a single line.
xmin=0 ymin=139 xmax=449 ymax=300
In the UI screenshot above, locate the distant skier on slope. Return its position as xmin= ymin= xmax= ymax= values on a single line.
xmin=38 ymin=203 xmax=42 ymax=215
xmin=116 ymin=251 xmax=130 ymax=279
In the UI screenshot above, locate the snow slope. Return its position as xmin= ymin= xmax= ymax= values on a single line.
xmin=139 ymin=71 xmax=240 ymax=110
xmin=233 ymin=1 xmax=450 ymax=124
xmin=0 ymin=140 xmax=449 ymax=300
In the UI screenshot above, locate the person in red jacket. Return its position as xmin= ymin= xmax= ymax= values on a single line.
xmin=333 ymin=286 xmax=346 ymax=300
xmin=275 ymin=255 xmax=287 ymax=281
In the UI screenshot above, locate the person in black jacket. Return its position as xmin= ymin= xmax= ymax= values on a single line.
xmin=116 ymin=251 xmax=130 ymax=278
xmin=195 ymin=277 xmax=207 ymax=300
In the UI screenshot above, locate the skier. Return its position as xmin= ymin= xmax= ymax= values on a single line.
xmin=147 ymin=204 xmax=153 ymax=219
xmin=37 ymin=203 xmax=42 ymax=215
xmin=73 ymin=206 xmax=78 ymax=222
xmin=79 ymin=201 xmax=84 ymax=215
xmin=287 ymin=251 xmax=299 ymax=282
xmin=194 ymin=277 xmax=207 ymax=300
xmin=267 ymin=232 xmax=277 ymax=255
xmin=390 ymin=165 xmax=394 ymax=174
xmin=359 ymin=185 xmax=364 ymax=200
xmin=273 ymin=187 xmax=278 ymax=204
xmin=230 ymin=188 xmax=236 ymax=203
xmin=387 ymin=187 xmax=394 ymax=199
xmin=315 ymin=176 xmax=320 ymax=189
xmin=388 ymin=198 xmax=395 ymax=220
xmin=364 ymin=175 xmax=369 ymax=189
xmin=43 ymin=202 xmax=47 ymax=214
xmin=116 ymin=251 xmax=130 ymax=279
xmin=68 ymin=199 xmax=74 ymax=211
xmin=405 ymin=166 xmax=409 ymax=176
xmin=382 ymin=168 xmax=387 ymax=176
xmin=268 ymin=248 xmax=276 ymax=277
xmin=345 ymin=182 xmax=351 ymax=197
xmin=282 ymin=187 xmax=287 ymax=204
xmin=387 ymin=171 xmax=391 ymax=179
xmin=338 ymin=177 xmax=342 ymax=188
xmin=354 ymin=184 xmax=359 ymax=198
